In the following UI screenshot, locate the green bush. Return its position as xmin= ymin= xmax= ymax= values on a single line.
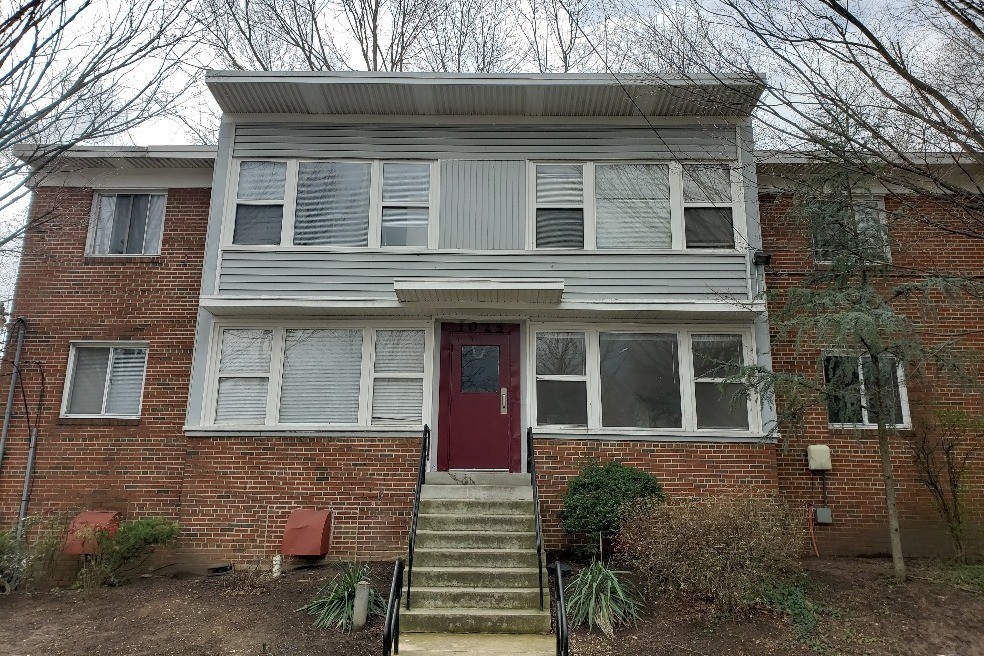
xmin=566 ymin=559 xmax=641 ymax=638
xmin=617 ymin=494 xmax=804 ymax=614
xmin=75 ymin=517 xmax=178 ymax=590
xmin=298 ymin=563 xmax=385 ymax=632
xmin=560 ymin=460 xmax=664 ymax=549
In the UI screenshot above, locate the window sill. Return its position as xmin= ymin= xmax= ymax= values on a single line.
xmin=184 ymin=426 xmax=424 ymax=438
xmin=531 ymin=428 xmax=775 ymax=443
xmin=84 ymin=255 xmax=161 ymax=264
xmin=58 ymin=416 xmax=140 ymax=426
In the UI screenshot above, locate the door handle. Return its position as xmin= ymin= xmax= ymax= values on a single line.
xmin=500 ymin=388 xmax=507 ymax=414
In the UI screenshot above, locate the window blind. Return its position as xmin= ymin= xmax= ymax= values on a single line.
xmin=103 ymin=348 xmax=147 ymax=415
xmin=596 ymin=164 xmax=671 ymax=249
xmin=294 ymin=162 xmax=371 ymax=246
xmin=279 ymin=329 xmax=363 ymax=423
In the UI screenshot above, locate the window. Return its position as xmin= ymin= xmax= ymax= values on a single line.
xmin=229 ymin=159 xmax=433 ymax=248
xmin=596 ymin=165 xmax=671 ymax=249
xmin=683 ymin=165 xmax=735 ymax=248
xmin=535 ymin=332 xmax=587 ymax=426
xmin=62 ymin=344 xmax=148 ymax=417
xmin=534 ymin=164 xmax=585 ymax=248
xmin=691 ymin=334 xmax=748 ymax=429
xmin=233 ymin=161 xmax=287 ymax=245
xmin=824 ymin=354 xmax=908 ymax=427
xmin=90 ymin=193 xmax=166 ymax=255
xmin=531 ymin=161 xmax=740 ymax=251
xmin=533 ymin=328 xmax=754 ymax=433
xmin=210 ymin=325 xmax=429 ymax=427
xmin=812 ymin=198 xmax=887 ymax=263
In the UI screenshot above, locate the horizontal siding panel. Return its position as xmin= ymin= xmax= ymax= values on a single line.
xmin=232 ymin=124 xmax=737 ymax=160
xmin=217 ymin=251 xmax=748 ymax=301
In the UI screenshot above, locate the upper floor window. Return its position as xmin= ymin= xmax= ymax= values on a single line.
xmin=811 ymin=198 xmax=888 ymax=264
xmin=62 ymin=343 xmax=148 ymax=418
xmin=230 ymin=159 xmax=434 ymax=248
xmin=823 ymin=354 xmax=909 ymax=428
xmin=89 ymin=192 xmax=166 ymax=255
xmin=531 ymin=161 xmax=739 ymax=250
xmin=533 ymin=328 xmax=753 ymax=432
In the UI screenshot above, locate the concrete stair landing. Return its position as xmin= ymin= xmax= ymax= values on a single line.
xmin=402 ymin=472 xmax=551 ymax=635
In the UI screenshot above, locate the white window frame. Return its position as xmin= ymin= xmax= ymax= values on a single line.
xmin=223 ymin=158 xmax=439 ymax=250
xmin=203 ymin=320 xmax=434 ymax=430
xmin=824 ymin=352 xmax=911 ymax=430
xmin=526 ymin=161 xmax=745 ymax=252
xmin=60 ymin=341 xmax=150 ymax=418
xmin=86 ymin=190 xmax=168 ymax=257
xmin=528 ymin=323 xmax=759 ymax=436
xmin=533 ymin=331 xmax=590 ymax=427
xmin=812 ymin=196 xmax=890 ymax=265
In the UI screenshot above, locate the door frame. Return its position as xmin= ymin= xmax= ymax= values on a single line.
xmin=437 ymin=321 xmax=522 ymax=473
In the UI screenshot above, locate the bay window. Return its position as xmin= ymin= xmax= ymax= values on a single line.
xmin=531 ymin=161 xmax=740 ymax=250
xmin=209 ymin=324 xmax=430 ymax=427
xmin=533 ymin=328 xmax=755 ymax=433
xmin=229 ymin=159 xmax=434 ymax=248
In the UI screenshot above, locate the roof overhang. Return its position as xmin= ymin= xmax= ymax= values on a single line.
xmin=205 ymin=71 xmax=765 ymax=118
xmin=394 ymin=277 xmax=565 ymax=304
xmin=13 ymin=145 xmax=216 ymax=170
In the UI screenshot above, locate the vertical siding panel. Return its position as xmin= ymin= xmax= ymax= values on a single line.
xmin=439 ymin=160 xmax=525 ymax=249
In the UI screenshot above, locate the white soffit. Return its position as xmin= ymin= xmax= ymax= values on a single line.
xmin=394 ymin=277 xmax=565 ymax=304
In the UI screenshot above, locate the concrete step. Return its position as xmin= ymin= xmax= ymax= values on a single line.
xmin=401 ymin=607 xmax=552 ymax=634
xmin=415 ymin=548 xmax=539 ymax=569
xmin=396 ymin=632 xmax=555 ymax=655
xmin=416 ymin=530 xmax=536 ymax=550
xmin=412 ymin=566 xmax=541 ymax=589
xmin=408 ymin=586 xmax=543 ymax=610
xmin=417 ymin=513 xmax=535 ymax=533
xmin=421 ymin=485 xmax=533 ymax=501
xmin=420 ymin=499 xmax=533 ymax=516
xmin=425 ymin=472 xmax=531 ymax=486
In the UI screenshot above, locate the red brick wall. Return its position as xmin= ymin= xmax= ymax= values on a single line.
xmin=760 ymin=192 xmax=984 ymax=557
xmin=533 ymin=439 xmax=779 ymax=550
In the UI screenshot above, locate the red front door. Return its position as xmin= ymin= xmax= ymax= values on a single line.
xmin=438 ymin=322 xmax=521 ymax=472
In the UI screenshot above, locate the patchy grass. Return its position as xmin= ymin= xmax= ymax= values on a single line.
xmin=913 ymin=560 xmax=984 ymax=593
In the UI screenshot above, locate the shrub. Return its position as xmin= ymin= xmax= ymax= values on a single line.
xmin=75 ymin=517 xmax=178 ymax=590
xmin=0 ymin=516 xmax=68 ymax=592
xmin=566 ymin=559 xmax=641 ymax=638
xmin=298 ymin=563 xmax=385 ymax=632
xmin=560 ymin=460 xmax=664 ymax=550
xmin=617 ymin=494 xmax=805 ymax=613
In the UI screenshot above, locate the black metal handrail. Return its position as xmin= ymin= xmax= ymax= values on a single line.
xmin=554 ymin=561 xmax=569 ymax=656
xmin=382 ymin=559 xmax=404 ymax=656
xmin=527 ymin=427 xmax=545 ymax=611
xmin=405 ymin=424 xmax=430 ymax=610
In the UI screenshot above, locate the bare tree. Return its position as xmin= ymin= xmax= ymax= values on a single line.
xmin=420 ymin=0 xmax=520 ymax=72
xmin=0 ymin=0 xmax=195 ymax=313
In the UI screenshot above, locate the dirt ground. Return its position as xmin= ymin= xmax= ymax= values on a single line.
xmin=0 ymin=558 xmax=981 ymax=656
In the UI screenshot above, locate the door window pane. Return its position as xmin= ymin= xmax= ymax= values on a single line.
xmin=596 ymin=164 xmax=671 ymax=249
xmin=461 ymin=345 xmax=499 ymax=393
xmin=294 ymin=161 xmax=370 ymax=246
xmin=695 ymin=383 xmax=749 ymax=429
xmin=685 ymin=208 xmax=735 ymax=248
xmin=536 ymin=380 xmax=587 ymax=426
xmin=536 ymin=332 xmax=585 ymax=376
xmin=279 ymin=329 xmax=362 ymax=423
xmin=600 ymin=333 xmax=681 ymax=428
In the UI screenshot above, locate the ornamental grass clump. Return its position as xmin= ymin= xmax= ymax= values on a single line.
xmin=566 ymin=558 xmax=641 ymax=638
xmin=298 ymin=563 xmax=384 ymax=632
xmin=618 ymin=494 xmax=804 ymax=614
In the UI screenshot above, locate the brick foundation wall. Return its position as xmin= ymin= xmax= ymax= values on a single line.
xmin=761 ymin=192 xmax=984 ymax=557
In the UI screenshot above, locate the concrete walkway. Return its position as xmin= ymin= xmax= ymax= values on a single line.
xmin=397 ymin=633 xmax=555 ymax=655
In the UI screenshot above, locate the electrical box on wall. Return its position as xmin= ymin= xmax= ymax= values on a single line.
xmin=807 ymin=444 xmax=832 ymax=471
xmin=815 ymin=507 xmax=833 ymax=524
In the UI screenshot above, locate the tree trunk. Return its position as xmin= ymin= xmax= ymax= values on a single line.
xmin=878 ymin=425 xmax=907 ymax=581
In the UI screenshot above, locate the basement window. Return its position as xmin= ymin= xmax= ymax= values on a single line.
xmin=62 ymin=344 xmax=148 ymax=418
xmin=89 ymin=192 xmax=166 ymax=255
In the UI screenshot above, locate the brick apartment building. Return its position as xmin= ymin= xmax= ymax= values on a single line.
xmin=1 ymin=74 xmax=981 ymax=569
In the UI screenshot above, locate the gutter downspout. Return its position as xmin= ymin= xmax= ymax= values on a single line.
xmin=0 ymin=317 xmax=26 ymax=476
xmin=15 ymin=427 xmax=38 ymax=540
